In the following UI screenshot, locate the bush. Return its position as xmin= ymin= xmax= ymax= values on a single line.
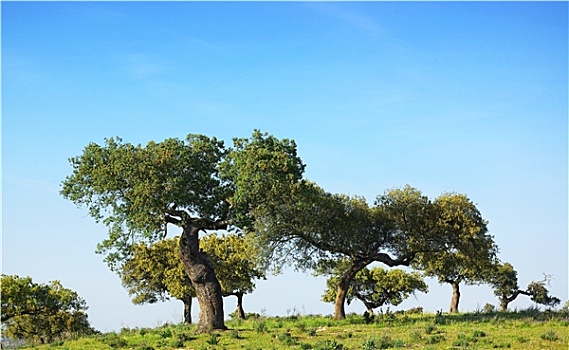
xmin=540 ymin=330 xmax=559 ymax=341
xmin=100 ymin=333 xmax=128 ymax=348
xmin=314 ymin=339 xmax=344 ymax=350
xmin=407 ymin=306 xmax=424 ymax=314
xmin=483 ymin=303 xmax=496 ymax=313
xmin=425 ymin=334 xmax=445 ymax=344
xmin=277 ymin=332 xmax=296 ymax=346
xmin=253 ymin=320 xmax=267 ymax=333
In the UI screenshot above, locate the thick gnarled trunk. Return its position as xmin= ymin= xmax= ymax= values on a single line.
xmin=179 ymin=225 xmax=226 ymax=332
xmin=334 ymin=261 xmax=368 ymax=320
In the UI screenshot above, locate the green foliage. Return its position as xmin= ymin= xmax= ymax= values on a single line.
xmin=120 ymin=238 xmax=194 ymax=306
xmin=527 ymin=280 xmax=561 ymax=308
xmin=206 ymin=332 xmax=220 ymax=345
xmin=61 ymin=131 xmax=305 ymax=331
xmin=220 ymin=130 xmax=306 ymax=230
xmin=119 ymin=233 xmax=266 ymax=321
xmin=1 ymin=275 xmax=94 ymax=344
xmin=61 ymin=135 xmax=229 ymax=269
xmin=414 ymin=193 xmax=498 ymax=311
xmin=314 ymin=339 xmax=344 ymax=350
xmin=200 ymin=232 xmax=267 ymax=297
xmin=540 ymin=330 xmax=559 ymax=341
xmin=99 ymin=332 xmax=128 ymax=348
xmin=322 ymin=265 xmax=428 ymax=313
xmin=489 ymin=263 xmax=561 ymax=310
xmin=23 ymin=312 xmax=569 ymax=350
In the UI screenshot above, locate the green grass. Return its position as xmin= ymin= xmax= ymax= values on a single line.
xmin=18 ymin=310 xmax=569 ymax=350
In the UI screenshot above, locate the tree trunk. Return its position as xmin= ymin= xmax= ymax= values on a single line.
xmin=449 ymin=281 xmax=460 ymax=313
xmin=235 ymin=292 xmax=246 ymax=319
xmin=334 ymin=260 xmax=368 ymax=320
xmin=178 ymin=225 xmax=226 ymax=332
xmin=182 ymin=295 xmax=192 ymax=324
xmin=499 ymin=297 xmax=509 ymax=311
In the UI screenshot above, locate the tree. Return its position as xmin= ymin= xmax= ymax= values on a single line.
xmin=120 ymin=238 xmax=195 ymax=324
xmin=414 ymin=193 xmax=498 ymax=313
xmin=61 ymin=131 xmax=304 ymax=332
xmin=201 ymin=233 xmax=267 ymax=319
xmin=321 ymin=264 xmax=428 ymax=316
xmin=489 ymin=263 xmax=561 ymax=311
xmin=120 ymin=233 xmax=266 ymax=323
xmin=1 ymin=275 xmax=94 ymax=344
xmin=255 ymin=184 xmax=445 ymax=320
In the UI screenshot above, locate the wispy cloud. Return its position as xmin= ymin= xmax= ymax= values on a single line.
xmin=305 ymin=2 xmax=385 ymax=39
xmin=6 ymin=176 xmax=60 ymax=195
xmin=123 ymin=54 xmax=164 ymax=80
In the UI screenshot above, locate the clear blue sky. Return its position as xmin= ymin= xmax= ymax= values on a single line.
xmin=2 ymin=2 xmax=567 ymax=331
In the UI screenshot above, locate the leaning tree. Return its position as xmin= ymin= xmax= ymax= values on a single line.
xmin=61 ymin=131 xmax=304 ymax=332
xmin=489 ymin=262 xmax=561 ymax=311
xmin=254 ymin=184 xmax=449 ymax=320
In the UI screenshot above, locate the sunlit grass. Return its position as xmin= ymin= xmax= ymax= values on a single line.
xmin=19 ymin=309 xmax=569 ymax=350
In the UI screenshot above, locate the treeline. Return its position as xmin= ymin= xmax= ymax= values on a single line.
xmin=3 ymin=130 xmax=561 ymax=344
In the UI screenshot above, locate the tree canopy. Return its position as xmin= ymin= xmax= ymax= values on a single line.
xmin=120 ymin=238 xmax=196 ymax=323
xmin=1 ymin=275 xmax=94 ymax=344
xmin=61 ymin=130 xmax=304 ymax=332
xmin=489 ymin=262 xmax=561 ymax=311
xmin=414 ymin=193 xmax=498 ymax=313
xmin=322 ymin=264 xmax=428 ymax=315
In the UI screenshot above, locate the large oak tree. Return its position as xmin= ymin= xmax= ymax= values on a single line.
xmin=61 ymin=131 xmax=304 ymax=332
xmin=255 ymin=184 xmax=445 ymax=320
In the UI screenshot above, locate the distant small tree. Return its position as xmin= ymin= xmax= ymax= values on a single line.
xmin=120 ymin=238 xmax=195 ymax=324
xmin=489 ymin=262 xmax=561 ymax=311
xmin=321 ymin=263 xmax=428 ymax=316
xmin=201 ymin=233 xmax=267 ymax=319
xmin=415 ymin=193 xmax=498 ymax=313
xmin=1 ymin=275 xmax=94 ymax=344
xmin=120 ymin=233 xmax=266 ymax=322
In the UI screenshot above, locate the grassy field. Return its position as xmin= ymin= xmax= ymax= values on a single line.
xmin=19 ymin=309 xmax=569 ymax=350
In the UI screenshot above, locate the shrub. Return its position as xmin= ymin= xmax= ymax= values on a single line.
xmin=159 ymin=329 xmax=172 ymax=338
xmin=472 ymin=330 xmax=487 ymax=338
xmin=277 ymin=332 xmax=296 ymax=346
xmin=407 ymin=306 xmax=423 ymax=314
xmin=424 ymin=324 xmax=436 ymax=334
xmin=540 ymin=330 xmax=559 ymax=341
xmin=206 ymin=333 xmax=220 ymax=345
xmin=483 ymin=303 xmax=496 ymax=313
xmin=425 ymin=334 xmax=445 ymax=344
xmin=253 ymin=320 xmax=267 ymax=333
xmin=100 ymin=333 xmax=128 ymax=348
xmin=314 ymin=339 xmax=344 ymax=350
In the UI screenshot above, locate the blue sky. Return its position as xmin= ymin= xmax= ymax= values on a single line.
xmin=2 ymin=2 xmax=567 ymax=331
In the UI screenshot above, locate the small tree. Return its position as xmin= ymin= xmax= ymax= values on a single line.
xmin=201 ymin=233 xmax=267 ymax=319
xmin=489 ymin=263 xmax=561 ymax=311
xmin=120 ymin=238 xmax=195 ymax=324
xmin=120 ymin=234 xmax=266 ymax=322
xmin=1 ymin=275 xmax=94 ymax=344
xmin=415 ymin=193 xmax=498 ymax=313
xmin=322 ymin=264 xmax=428 ymax=315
